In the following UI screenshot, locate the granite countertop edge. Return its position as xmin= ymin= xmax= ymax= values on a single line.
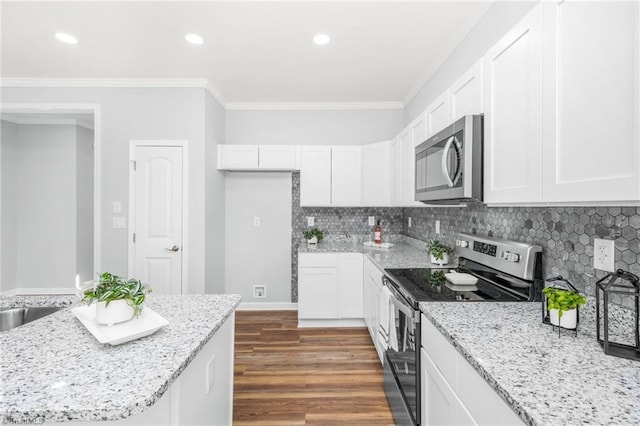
xmin=0 ymin=294 xmax=242 ymax=424
xmin=421 ymin=308 xmax=536 ymax=426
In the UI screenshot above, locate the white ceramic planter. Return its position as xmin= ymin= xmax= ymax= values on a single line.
xmin=306 ymin=236 xmax=318 ymax=245
xmin=549 ymin=308 xmax=577 ymax=330
xmin=95 ymin=300 xmax=135 ymax=326
xmin=430 ymin=253 xmax=449 ymax=266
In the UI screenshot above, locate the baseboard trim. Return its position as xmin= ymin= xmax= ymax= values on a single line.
xmin=237 ymin=302 xmax=298 ymax=311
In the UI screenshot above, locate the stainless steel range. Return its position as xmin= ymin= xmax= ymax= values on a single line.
xmin=382 ymin=233 xmax=543 ymax=425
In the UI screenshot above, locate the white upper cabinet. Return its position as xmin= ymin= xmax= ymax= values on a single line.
xmin=449 ymin=59 xmax=483 ymax=122
xmin=331 ymin=146 xmax=362 ymax=207
xmin=217 ymin=145 xmax=259 ymax=169
xmin=299 ymin=146 xmax=332 ymax=207
xmin=541 ymin=1 xmax=640 ymax=202
xmin=426 ymin=92 xmax=451 ymax=137
xmin=258 ymin=145 xmax=297 ymax=170
xmin=362 ymin=140 xmax=393 ymax=206
xmin=217 ymin=145 xmax=297 ymax=170
xmin=483 ymin=4 xmax=543 ymax=204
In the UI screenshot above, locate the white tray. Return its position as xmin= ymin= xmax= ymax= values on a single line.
xmin=363 ymin=241 xmax=395 ymax=249
xmin=445 ymin=272 xmax=478 ymax=285
xmin=72 ymin=305 xmax=168 ymax=345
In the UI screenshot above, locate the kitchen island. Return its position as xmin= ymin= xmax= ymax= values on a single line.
xmin=0 ymin=294 xmax=241 ymax=425
xmin=420 ymin=301 xmax=640 ymax=426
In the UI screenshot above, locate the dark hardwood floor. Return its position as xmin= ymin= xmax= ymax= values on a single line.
xmin=233 ymin=310 xmax=395 ymax=425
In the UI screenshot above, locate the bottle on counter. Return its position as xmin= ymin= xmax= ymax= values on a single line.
xmin=374 ymin=220 xmax=382 ymax=244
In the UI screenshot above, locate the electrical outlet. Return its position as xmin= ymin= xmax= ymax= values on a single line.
xmin=253 ymin=217 xmax=261 ymax=227
xmin=368 ymin=216 xmax=375 ymax=226
xmin=408 ymin=217 xmax=412 ymax=228
xmin=435 ymin=220 xmax=440 ymax=234
xmin=253 ymin=285 xmax=266 ymax=298
xmin=593 ymin=238 xmax=615 ymax=272
xmin=307 ymin=217 xmax=314 ymax=227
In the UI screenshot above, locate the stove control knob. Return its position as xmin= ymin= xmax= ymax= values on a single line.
xmin=504 ymin=252 xmax=520 ymax=262
xmin=456 ymin=239 xmax=469 ymax=248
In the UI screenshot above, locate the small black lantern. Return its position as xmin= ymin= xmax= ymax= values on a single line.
xmin=542 ymin=276 xmax=580 ymax=337
xmin=596 ymin=269 xmax=640 ymax=361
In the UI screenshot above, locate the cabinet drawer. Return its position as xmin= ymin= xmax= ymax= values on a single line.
xmin=421 ymin=315 xmax=458 ymax=388
xmin=299 ymin=253 xmax=338 ymax=268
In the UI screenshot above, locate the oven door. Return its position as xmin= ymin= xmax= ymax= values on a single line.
xmin=383 ymin=282 xmax=421 ymax=425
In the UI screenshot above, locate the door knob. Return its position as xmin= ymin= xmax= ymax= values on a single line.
xmin=165 ymin=245 xmax=180 ymax=252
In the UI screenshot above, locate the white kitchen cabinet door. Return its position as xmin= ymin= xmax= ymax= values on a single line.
xmin=298 ymin=267 xmax=338 ymax=319
xmin=299 ymin=146 xmax=332 ymax=206
xmin=541 ymin=1 xmax=640 ymax=202
xmin=426 ymin=92 xmax=450 ymax=137
xmin=421 ymin=348 xmax=476 ymax=426
xmin=449 ymin=59 xmax=483 ymax=122
xmin=396 ymin=127 xmax=414 ymax=207
xmin=362 ymin=140 xmax=393 ymax=206
xmin=483 ymin=4 xmax=543 ymax=204
xmin=258 ymin=145 xmax=297 ymax=170
xmin=363 ymin=256 xmax=384 ymax=364
xmin=216 ymin=145 xmax=259 ymax=170
xmin=389 ymin=137 xmax=401 ymax=207
xmin=331 ymin=146 xmax=362 ymax=206
xmin=338 ymin=253 xmax=364 ymax=318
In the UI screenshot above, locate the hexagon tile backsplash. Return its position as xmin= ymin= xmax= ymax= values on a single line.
xmin=404 ymin=203 xmax=640 ymax=308
xmin=291 ymin=173 xmax=639 ymax=308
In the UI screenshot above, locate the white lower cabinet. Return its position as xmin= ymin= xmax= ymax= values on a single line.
xmin=421 ymin=315 xmax=524 ymax=426
xmin=363 ymin=255 xmax=385 ymax=363
xmin=298 ymin=253 xmax=364 ymax=327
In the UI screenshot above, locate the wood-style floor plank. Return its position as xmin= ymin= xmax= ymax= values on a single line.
xmin=233 ymin=310 xmax=395 ymax=425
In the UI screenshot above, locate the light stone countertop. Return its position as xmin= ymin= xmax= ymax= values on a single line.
xmin=420 ymin=302 xmax=640 ymax=426
xmin=0 ymin=294 xmax=241 ymax=424
xmin=298 ymin=239 xmax=445 ymax=269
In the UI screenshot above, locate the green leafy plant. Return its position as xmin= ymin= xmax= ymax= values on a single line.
xmin=303 ymin=227 xmax=324 ymax=242
xmin=542 ymin=287 xmax=586 ymax=317
xmin=429 ymin=270 xmax=446 ymax=287
xmin=82 ymin=272 xmax=151 ymax=316
xmin=427 ymin=239 xmax=453 ymax=261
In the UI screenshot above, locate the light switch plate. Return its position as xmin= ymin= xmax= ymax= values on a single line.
xmin=408 ymin=217 xmax=412 ymax=228
xmin=307 ymin=217 xmax=315 ymax=227
xmin=112 ymin=201 xmax=122 ymax=214
xmin=368 ymin=216 xmax=375 ymax=226
xmin=112 ymin=216 xmax=126 ymax=229
xmin=435 ymin=220 xmax=440 ymax=234
xmin=253 ymin=217 xmax=261 ymax=227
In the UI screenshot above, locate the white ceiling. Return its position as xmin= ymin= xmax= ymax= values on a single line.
xmin=1 ymin=1 xmax=494 ymax=107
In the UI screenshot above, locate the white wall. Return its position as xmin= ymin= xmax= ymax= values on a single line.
xmin=204 ymin=91 xmax=227 ymax=294
xmin=226 ymin=109 xmax=404 ymax=145
xmin=404 ymin=1 xmax=538 ymax=124
xmin=12 ymin=124 xmax=77 ymax=288
xmin=76 ymin=126 xmax=94 ymax=284
xmin=1 ymin=120 xmax=18 ymax=292
xmin=1 ymin=87 xmax=211 ymax=293
xmin=224 ymin=173 xmax=292 ymax=303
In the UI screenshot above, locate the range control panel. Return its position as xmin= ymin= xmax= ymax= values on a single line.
xmin=456 ymin=232 xmax=542 ymax=281
xmin=473 ymin=241 xmax=497 ymax=257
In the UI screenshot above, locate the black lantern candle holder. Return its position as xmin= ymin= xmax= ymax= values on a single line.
xmin=542 ymin=276 xmax=580 ymax=337
xmin=596 ymin=269 xmax=640 ymax=361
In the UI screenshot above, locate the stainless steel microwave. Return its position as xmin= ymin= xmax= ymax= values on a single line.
xmin=415 ymin=114 xmax=483 ymax=203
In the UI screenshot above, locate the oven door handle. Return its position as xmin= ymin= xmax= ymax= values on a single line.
xmin=384 ymin=282 xmax=415 ymax=318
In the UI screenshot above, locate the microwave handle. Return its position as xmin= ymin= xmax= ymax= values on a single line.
xmin=441 ymin=136 xmax=456 ymax=187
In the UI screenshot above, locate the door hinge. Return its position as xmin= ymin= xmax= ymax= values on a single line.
xmin=132 ymin=160 xmax=137 ymax=171
xmin=133 ymin=233 xmax=136 ymax=243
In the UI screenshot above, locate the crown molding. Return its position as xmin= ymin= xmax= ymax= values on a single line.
xmin=0 ymin=78 xmax=406 ymax=111
xmin=225 ymin=101 xmax=404 ymax=111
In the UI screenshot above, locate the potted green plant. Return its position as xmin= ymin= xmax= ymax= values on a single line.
xmin=542 ymin=287 xmax=587 ymax=330
xmin=82 ymin=272 xmax=151 ymax=326
xmin=427 ymin=239 xmax=453 ymax=266
xmin=303 ymin=227 xmax=324 ymax=245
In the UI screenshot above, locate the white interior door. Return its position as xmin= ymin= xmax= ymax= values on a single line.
xmin=130 ymin=144 xmax=184 ymax=295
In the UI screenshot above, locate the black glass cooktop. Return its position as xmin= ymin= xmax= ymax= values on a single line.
xmin=384 ymin=259 xmax=533 ymax=306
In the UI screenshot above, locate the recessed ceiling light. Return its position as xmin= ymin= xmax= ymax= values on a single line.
xmin=55 ymin=33 xmax=78 ymax=45
xmin=313 ymin=34 xmax=331 ymax=46
xmin=185 ymin=34 xmax=204 ymax=45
